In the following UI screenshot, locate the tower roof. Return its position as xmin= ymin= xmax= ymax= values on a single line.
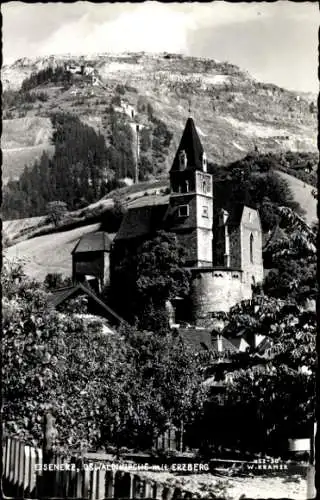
xmin=170 ymin=117 xmax=204 ymax=172
xmin=72 ymin=231 xmax=112 ymax=254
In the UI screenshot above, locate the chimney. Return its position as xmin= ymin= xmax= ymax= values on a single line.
xmin=212 ymin=318 xmax=225 ymax=354
xmin=217 ymin=334 xmax=223 ymax=353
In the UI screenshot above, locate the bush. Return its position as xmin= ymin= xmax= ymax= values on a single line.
xmin=44 ymin=273 xmax=72 ymax=291
xmin=46 ymin=201 xmax=68 ymax=227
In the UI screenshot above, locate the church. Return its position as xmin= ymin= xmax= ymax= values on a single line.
xmin=112 ymin=116 xmax=264 ymax=322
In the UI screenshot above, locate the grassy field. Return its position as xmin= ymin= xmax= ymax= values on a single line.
xmin=4 ymin=223 xmax=103 ymax=282
xmin=276 ymin=170 xmax=317 ymax=226
xmin=3 ymin=167 xmax=316 ymax=282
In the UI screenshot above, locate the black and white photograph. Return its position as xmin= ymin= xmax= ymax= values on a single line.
xmin=2 ymin=2 xmax=318 ymax=499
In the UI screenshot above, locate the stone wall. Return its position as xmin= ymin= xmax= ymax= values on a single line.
xmin=197 ymin=228 xmax=213 ymax=265
xmin=190 ymin=269 xmax=252 ymax=319
xmin=240 ymin=207 xmax=264 ymax=286
xmin=229 ymin=226 xmax=242 ymax=268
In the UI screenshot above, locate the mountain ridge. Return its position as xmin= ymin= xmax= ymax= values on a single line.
xmin=3 ymin=52 xmax=317 ymax=183
xmin=2 ymin=52 xmax=317 ymax=227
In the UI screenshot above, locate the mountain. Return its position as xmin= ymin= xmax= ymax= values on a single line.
xmin=2 ymin=52 xmax=317 ymax=184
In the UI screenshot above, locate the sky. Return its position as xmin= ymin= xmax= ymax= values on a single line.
xmin=2 ymin=1 xmax=319 ymax=92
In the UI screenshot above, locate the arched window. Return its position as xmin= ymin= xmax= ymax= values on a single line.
xmin=202 ymin=152 xmax=207 ymax=172
xmin=179 ymin=150 xmax=187 ymax=170
xmin=250 ymin=233 xmax=254 ymax=263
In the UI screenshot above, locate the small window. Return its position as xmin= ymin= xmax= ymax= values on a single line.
xmin=202 ymin=152 xmax=207 ymax=172
xmin=250 ymin=233 xmax=254 ymax=263
xmin=185 ymin=180 xmax=189 ymax=193
xmin=178 ymin=205 xmax=189 ymax=218
xmin=202 ymin=206 xmax=209 ymax=218
xmin=179 ymin=150 xmax=187 ymax=170
xmin=202 ymin=181 xmax=207 ymax=193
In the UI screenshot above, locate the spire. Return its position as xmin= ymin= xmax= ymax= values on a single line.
xmin=170 ymin=117 xmax=204 ymax=172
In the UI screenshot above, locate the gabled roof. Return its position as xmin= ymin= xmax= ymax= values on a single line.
xmin=178 ymin=328 xmax=239 ymax=354
xmin=72 ymin=232 xmax=112 ymax=254
xmin=170 ymin=117 xmax=204 ymax=172
xmin=114 ymin=204 xmax=168 ymax=241
xmin=179 ymin=328 xmax=212 ymax=350
xmin=211 ymin=335 xmax=239 ymax=354
xmin=48 ymin=282 xmax=125 ymax=325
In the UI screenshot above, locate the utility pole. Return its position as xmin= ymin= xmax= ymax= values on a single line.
xmin=135 ymin=123 xmax=140 ymax=184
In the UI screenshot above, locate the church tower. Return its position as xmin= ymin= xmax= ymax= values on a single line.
xmin=168 ymin=117 xmax=213 ymax=267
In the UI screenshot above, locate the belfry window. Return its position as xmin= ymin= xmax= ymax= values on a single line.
xmin=202 ymin=152 xmax=207 ymax=172
xmin=179 ymin=150 xmax=187 ymax=170
xmin=250 ymin=233 xmax=254 ymax=263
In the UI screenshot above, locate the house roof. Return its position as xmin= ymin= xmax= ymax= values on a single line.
xmin=170 ymin=117 xmax=204 ymax=172
xmin=48 ymin=282 xmax=125 ymax=325
xmin=256 ymin=336 xmax=273 ymax=354
xmin=211 ymin=335 xmax=239 ymax=354
xmin=72 ymin=232 xmax=112 ymax=254
xmin=115 ymin=204 xmax=168 ymax=241
xmin=178 ymin=328 xmax=239 ymax=354
xmin=179 ymin=328 xmax=212 ymax=350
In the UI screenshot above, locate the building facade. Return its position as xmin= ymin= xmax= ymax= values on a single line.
xmin=112 ymin=116 xmax=264 ymax=321
xmin=72 ymin=231 xmax=112 ymax=293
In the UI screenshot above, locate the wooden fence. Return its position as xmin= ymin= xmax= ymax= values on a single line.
xmin=2 ymin=437 xmax=194 ymax=500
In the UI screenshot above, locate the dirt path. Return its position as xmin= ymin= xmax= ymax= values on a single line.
xmin=139 ymin=470 xmax=308 ymax=499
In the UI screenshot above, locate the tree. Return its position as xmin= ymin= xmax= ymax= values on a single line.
xmin=199 ymin=240 xmax=316 ymax=457
xmin=263 ymin=206 xmax=317 ymax=302
xmin=46 ymin=201 xmax=67 ymax=226
xmin=116 ymin=324 xmax=207 ymax=449
xmin=111 ymin=231 xmax=191 ymax=331
xmin=3 ymin=260 xmax=206 ymax=452
xmin=211 ymin=152 xmax=305 ymax=232
xmin=2 ymin=260 xmax=138 ymax=450
xmin=44 ymin=273 xmax=72 ymax=291
xmin=2 ymin=113 xmax=112 ymax=220
xmin=197 ymin=205 xmax=317 ymax=455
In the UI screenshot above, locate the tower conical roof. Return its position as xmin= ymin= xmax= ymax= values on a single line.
xmin=170 ymin=117 xmax=204 ymax=172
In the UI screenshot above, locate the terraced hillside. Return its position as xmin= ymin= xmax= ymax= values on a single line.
xmin=2 ymin=117 xmax=55 ymax=183
xmin=2 ymin=52 xmax=317 ymax=182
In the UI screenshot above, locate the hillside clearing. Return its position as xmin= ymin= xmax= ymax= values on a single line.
xmin=275 ymin=171 xmax=317 ymax=226
xmin=2 ymin=117 xmax=54 ymax=181
xmin=2 ymin=53 xmax=317 ymax=182
xmin=4 ymin=223 xmax=104 ymax=282
xmin=3 ymin=167 xmax=316 ymax=282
